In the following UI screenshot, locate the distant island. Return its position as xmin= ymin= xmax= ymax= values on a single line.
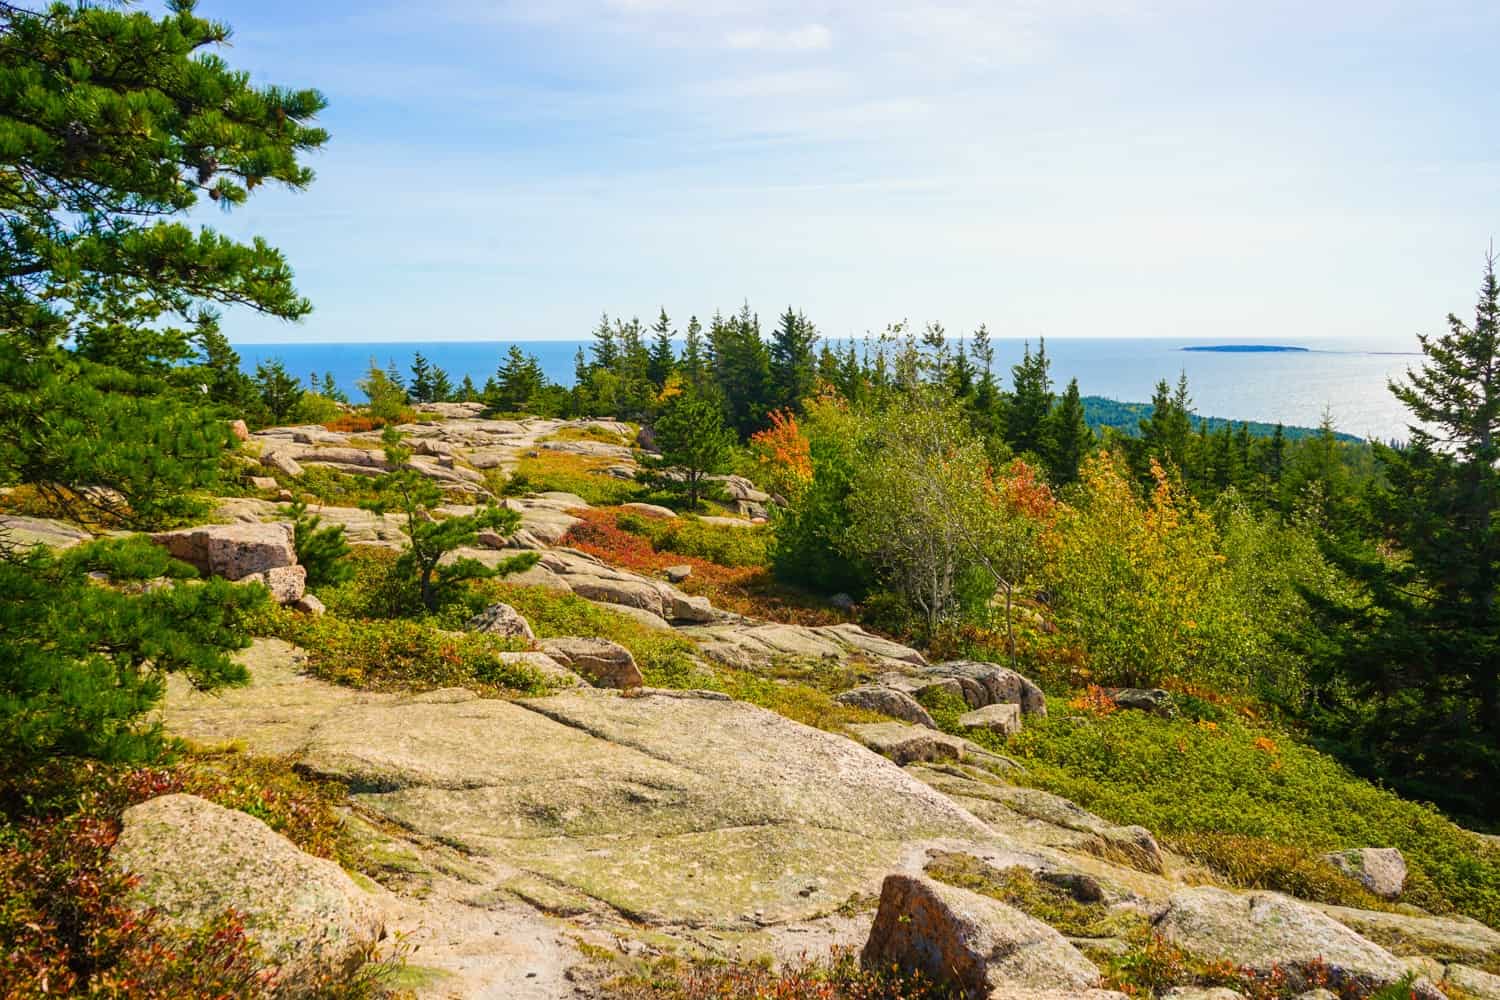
xmin=1182 ymin=344 xmax=1310 ymax=353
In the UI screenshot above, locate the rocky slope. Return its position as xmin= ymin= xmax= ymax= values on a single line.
xmin=16 ymin=410 xmax=1500 ymax=999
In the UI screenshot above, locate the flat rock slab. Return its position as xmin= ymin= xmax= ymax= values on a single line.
xmin=683 ymin=621 xmax=926 ymax=672
xmin=162 ymin=652 xmax=994 ymax=933
xmin=0 ymin=514 xmax=92 ymax=549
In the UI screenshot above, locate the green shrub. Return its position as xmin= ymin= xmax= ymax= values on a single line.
xmin=503 ymin=451 xmax=646 ymax=506
xmin=923 ymin=852 xmax=1143 ymax=939
xmin=286 ymin=501 xmax=354 ymax=588
xmin=615 ymin=512 xmax=770 ymax=567
xmin=1006 ymin=709 xmax=1500 ymax=926
xmin=261 ymin=606 xmax=546 ymax=696
xmin=1170 ymin=832 xmax=1383 ymax=908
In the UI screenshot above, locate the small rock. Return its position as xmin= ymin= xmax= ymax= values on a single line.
xmin=262 ymin=449 xmax=305 ymax=478
xmin=1293 ymin=992 xmax=1337 ymax=1000
xmin=1325 ymin=847 xmax=1407 ymax=900
xmin=292 ymin=592 xmax=326 ymax=616
xmin=236 ymin=564 xmax=307 ymax=605
xmin=861 ymin=873 xmax=1101 ymax=997
xmin=466 ymin=602 xmax=536 ymax=640
xmin=111 ymin=794 xmax=385 ymax=989
xmin=277 ymin=489 xmax=294 ymax=501
xmin=249 ymin=475 xmax=279 ymax=491
xmin=850 ymin=722 xmax=966 ymax=766
xmin=1165 ymin=989 xmax=1246 ymax=1000
xmin=229 ymin=418 xmax=250 ymax=441
xmin=834 ymin=686 xmax=937 ymax=729
xmin=664 ymin=564 xmax=692 ymax=583
xmin=958 ymin=702 xmax=1023 ymax=737
xmin=539 ymin=637 xmax=643 ymax=689
xmin=1110 ymin=688 xmax=1172 ymax=714
xmin=621 ymin=502 xmax=677 ymax=519
xmin=495 ymin=651 xmax=585 ymax=688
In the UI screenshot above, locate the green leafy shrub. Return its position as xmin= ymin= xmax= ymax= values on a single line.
xmin=503 ymin=451 xmax=647 ymax=506
xmin=1170 ymin=832 xmax=1383 ymax=908
xmin=605 ymin=948 xmax=948 ymax=1000
xmin=1006 ymin=709 xmax=1500 ymax=926
xmin=262 ymin=607 xmax=547 ymax=696
xmin=318 ymin=547 xmax=425 ymax=619
xmin=615 ymin=512 xmax=770 ymax=567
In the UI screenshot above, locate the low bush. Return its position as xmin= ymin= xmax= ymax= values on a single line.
xmin=503 ymin=451 xmax=646 ymax=506
xmin=923 ymin=852 xmax=1143 ymax=939
xmin=0 ymin=755 xmax=397 ymax=999
xmin=604 ymin=949 xmax=948 ymax=1000
xmin=1005 ymin=709 xmax=1500 ymax=926
xmin=260 ymin=606 xmax=547 ymax=696
xmin=545 ymin=424 xmax=632 ymax=447
xmin=1170 ymin=832 xmax=1383 ymax=908
xmin=616 ymin=512 xmax=770 ymax=567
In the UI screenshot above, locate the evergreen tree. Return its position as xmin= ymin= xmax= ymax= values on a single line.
xmin=1046 ymin=378 xmax=1094 ymax=485
xmin=1301 ymin=256 xmax=1500 ymax=820
xmin=429 ymin=365 xmax=454 ymax=403
xmin=254 ymin=358 xmax=303 ymax=425
xmin=319 ymin=372 xmax=348 ymax=404
xmin=1007 ymin=339 xmax=1054 ymax=458
xmin=409 ymin=351 xmax=436 ymax=403
xmin=0 ymin=0 xmax=326 ymax=763
xmin=711 ymin=304 xmax=771 ymax=438
xmin=681 ymin=316 xmax=708 ymax=392
xmin=490 ymin=345 xmax=545 ymax=413
xmin=590 ymin=312 xmax=619 ymax=369
xmin=458 ymin=374 xmax=479 ymax=403
xmin=968 ymin=325 xmax=1004 ymax=444
xmin=647 ymin=308 xmax=676 ymax=389
xmin=638 ymin=393 xmax=734 ymax=508
xmin=385 ymin=358 xmax=407 ymax=394
xmin=769 ymin=307 xmax=819 ymax=413
xmin=362 ymin=429 xmax=536 ymax=610
xmin=192 ymin=324 xmax=259 ymax=414
xmin=1137 ymin=374 xmax=1194 ymax=480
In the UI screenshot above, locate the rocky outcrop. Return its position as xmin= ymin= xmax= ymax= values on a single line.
xmin=1156 ymin=888 xmax=1436 ymax=997
xmin=150 ymin=521 xmax=305 ymax=604
xmin=835 ymin=685 xmax=937 ymax=728
xmin=683 ymin=621 xmax=926 ymax=672
xmin=1324 ymin=847 xmax=1407 ymax=899
xmin=923 ymin=660 xmax=1047 ymax=716
xmin=538 ymin=637 xmax=643 ymax=688
xmin=111 ymin=794 xmax=386 ymax=993
xmin=849 ymin=721 xmax=1019 ymax=771
xmin=861 ymin=873 xmax=1102 ymax=998
xmin=0 ymin=513 xmax=92 ymax=550
xmin=467 ymin=602 xmax=535 ymax=640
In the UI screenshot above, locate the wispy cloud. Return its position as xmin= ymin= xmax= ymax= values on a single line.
xmin=724 ymin=23 xmax=832 ymax=52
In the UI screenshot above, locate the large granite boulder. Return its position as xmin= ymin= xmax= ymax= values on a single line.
xmin=1156 ymin=888 xmax=1436 ymax=997
xmin=861 ymin=873 xmax=1101 ymax=998
xmin=924 ymin=660 xmax=1047 ymax=715
xmin=151 ymin=521 xmax=296 ymax=580
xmin=111 ymin=794 xmax=385 ymax=992
xmin=539 ymin=636 xmax=643 ymax=689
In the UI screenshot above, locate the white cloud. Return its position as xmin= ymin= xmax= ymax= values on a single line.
xmin=723 ymin=23 xmax=833 ymax=52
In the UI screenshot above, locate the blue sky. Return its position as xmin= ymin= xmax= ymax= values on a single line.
xmin=199 ymin=1 xmax=1500 ymax=345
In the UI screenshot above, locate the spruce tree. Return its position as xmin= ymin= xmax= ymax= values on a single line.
xmin=410 ymin=351 xmax=436 ymax=403
xmin=0 ymin=0 xmax=326 ymax=763
xmin=1006 ymin=339 xmax=1054 ymax=458
xmin=591 ymin=312 xmax=619 ymax=369
xmin=681 ymin=315 xmax=708 ymax=392
xmin=647 ymin=308 xmax=676 ymax=389
xmin=711 ymin=304 xmax=771 ymax=437
xmin=638 ymin=394 xmax=734 ymax=508
xmin=1046 ymin=378 xmax=1094 ymax=485
xmin=459 ymin=374 xmax=479 ymax=403
xmin=430 ymin=365 xmax=454 ymax=403
xmin=1301 ymin=255 xmax=1500 ymax=819
xmin=769 ymin=307 xmax=818 ymax=413
xmin=254 ymin=358 xmax=303 ymax=425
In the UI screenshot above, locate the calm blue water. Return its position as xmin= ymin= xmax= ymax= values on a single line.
xmin=234 ymin=336 xmax=1420 ymax=442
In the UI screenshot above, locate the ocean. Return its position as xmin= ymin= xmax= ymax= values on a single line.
xmin=232 ymin=336 xmax=1421 ymax=443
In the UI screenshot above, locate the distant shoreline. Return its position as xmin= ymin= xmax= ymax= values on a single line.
xmin=1182 ymin=345 xmax=1310 ymax=353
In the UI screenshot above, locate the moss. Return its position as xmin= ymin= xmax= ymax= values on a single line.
xmin=923 ymin=852 xmax=1144 ymax=940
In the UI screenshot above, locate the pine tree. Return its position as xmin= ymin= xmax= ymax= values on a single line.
xmin=647 ymin=308 xmax=676 ymax=389
xmin=362 ymin=429 xmax=536 ymax=610
xmin=681 ymin=316 xmax=708 ymax=392
xmin=409 ymin=352 xmax=435 ymax=403
xmin=320 ymin=372 xmax=348 ymax=404
xmin=769 ymin=307 xmax=818 ymax=413
xmin=638 ymin=394 xmax=734 ymax=508
xmin=459 ymin=374 xmax=479 ymax=402
xmin=254 ymin=358 xmax=304 ymax=425
xmin=0 ymin=0 xmax=326 ymax=764
xmin=1300 ymin=255 xmax=1500 ymax=820
xmin=711 ymin=304 xmax=771 ymax=437
xmin=1045 ymin=378 xmax=1094 ymax=485
xmin=491 ymin=345 xmax=544 ymax=413
xmin=385 ymin=359 xmax=407 ymax=394
xmin=1007 ymin=339 xmax=1054 ymax=458
xmin=1137 ymin=374 xmax=1194 ymax=481
xmin=430 ymin=365 xmax=454 ymax=403
xmin=590 ymin=312 xmax=619 ymax=369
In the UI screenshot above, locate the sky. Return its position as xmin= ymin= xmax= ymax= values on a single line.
xmin=197 ymin=1 xmax=1500 ymax=346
